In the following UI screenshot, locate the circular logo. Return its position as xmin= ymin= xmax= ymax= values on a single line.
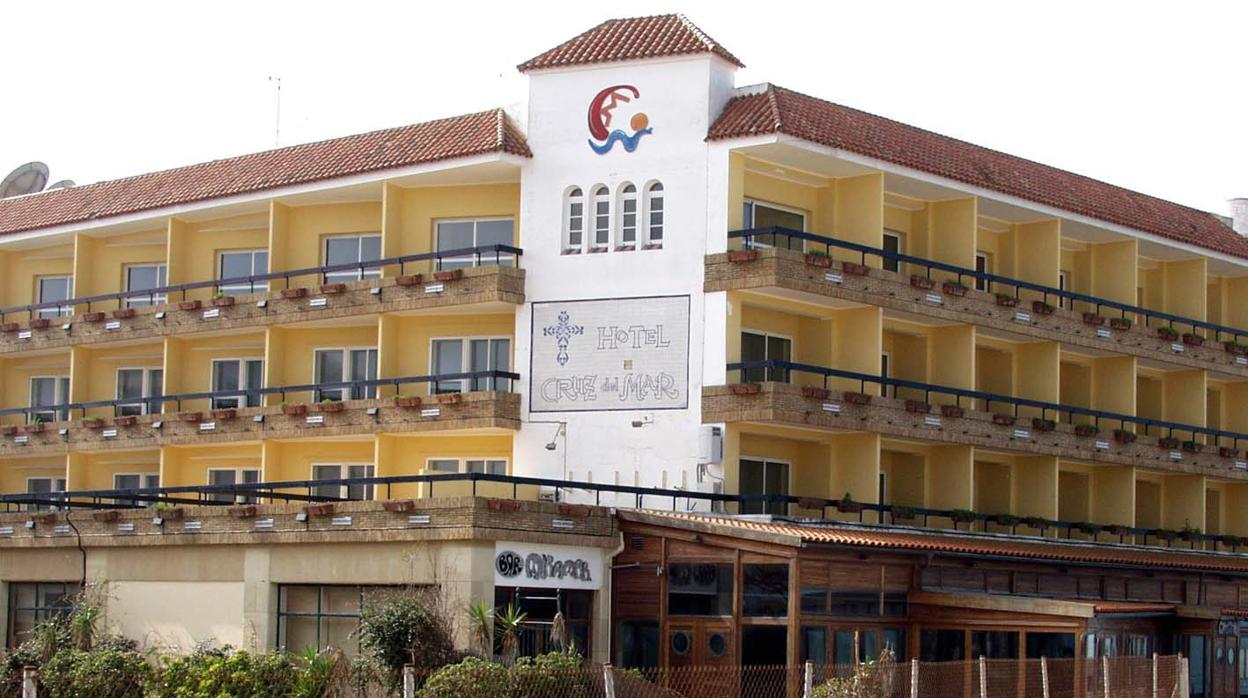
xmin=495 ymin=550 xmax=523 ymax=578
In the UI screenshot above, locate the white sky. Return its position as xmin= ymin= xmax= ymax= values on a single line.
xmin=3 ymin=0 xmax=1245 ymax=216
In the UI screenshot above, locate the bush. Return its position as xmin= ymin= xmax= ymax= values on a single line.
xmin=419 ymin=656 xmax=510 ymax=698
xmin=40 ymin=647 xmax=151 ymax=698
xmin=512 ymin=652 xmax=587 ymax=697
xmin=153 ymin=647 xmax=300 ymax=698
xmin=357 ymin=591 xmax=456 ymax=685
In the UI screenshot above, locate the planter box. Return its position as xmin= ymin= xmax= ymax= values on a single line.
xmin=800 ymin=386 xmax=830 ymax=400
xmin=317 ymin=401 xmax=346 ymax=413
xmin=1031 ymin=301 xmax=1055 ymax=315
xmin=1220 ymin=447 xmax=1241 ymax=459
xmin=841 ymin=261 xmax=870 ymax=276
xmin=211 ymin=296 xmax=236 ymax=308
xmin=909 ymin=275 xmax=935 ymax=290
xmin=178 ymin=300 xmax=202 ymax=311
xmin=113 ymin=416 xmax=137 ymax=427
xmin=210 ymin=409 xmax=237 ymax=421
xmin=1074 ymin=424 xmax=1100 ymax=437
xmin=382 ymin=500 xmax=416 ymax=513
xmin=891 ymin=509 xmax=918 ymax=522
xmin=1109 ymin=318 xmax=1133 ymax=331
xmin=1181 ymin=440 xmax=1204 ymax=454
xmin=904 ymin=400 xmax=931 ymax=414
xmin=320 ymin=283 xmax=347 ymax=295
xmin=281 ymin=404 xmax=307 ymax=416
xmin=1157 ymin=327 xmax=1180 ymax=341
xmin=33 ymin=512 xmax=58 ymax=525
xmin=1 ymin=426 xmax=18 ymax=436
xmin=0 ymin=322 xmax=19 ymax=333
xmin=727 ymin=250 xmax=759 ymax=264
xmin=1103 ymin=525 xmax=1130 ymax=536
xmin=305 ymin=503 xmax=335 ymax=517
xmin=436 ymin=393 xmax=464 ymax=405
xmin=393 ymin=396 xmax=422 ymax=408
xmin=950 ymin=511 xmax=977 ymax=523
xmin=82 ymin=418 xmax=106 ymax=430
xmin=180 ymin=412 xmax=203 ymax=423
xmin=804 ymin=254 xmax=832 ymax=268
xmin=1031 ymin=418 xmax=1056 ymax=432
xmin=1081 ymin=313 xmax=1105 ymax=326
xmin=941 ymin=282 xmax=968 ymax=297
xmin=158 ymin=508 xmax=185 ymax=521
xmin=28 ymin=318 xmax=51 ymax=329
xmin=992 ymin=413 xmax=1016 ymax=426
xmin=1181 ymin=333 xmax=1205 ymax=347
xmin=1152 ymin=530 xmax=1177 ymax=542
xmin=433 ymin=269 xmax=463 ymax=282
xmin=394 ymin=274 xmax=423 ymax=287
xmin=836 ymin=501 xmax=864 ymax=514
xmin=92 ymin=510 xmax=120 ymax=523
xmin=82 ymin=311 xmax=106 ymax=323
xmin=797 ymin=497 xmax=826 ymax=511
xmin=730 ymin=384 xmax=761 ymax=396
xmin=22 ymin=423 xmax=45 ymax=434
xmin=112 ymin=307 xmax=136 ymax=319
xmin=995 ymin=294 xmax=1019 ymax=308
xmin=488 ymin=499 xmax=523 ymax=512
xmin=229 ymin=505 xmax=258 ymax=519
xmin=1224 ymin=341 xmax=1247 ymax=356
xmin=281 ymin=287 xmax=309 ymax=299
xmin=842 ymin=391 xmax=872 ymax=406
xmin=1157 ymin=437 xmax=1181 ymax=450
xmin=940 ymin=404 xmax=965 ymax=418
xmin=1112 ymin=429 xmax=1137 ymax=444
xmin=558 ymin=503 xmax=592 ymax=517
xmin=992 ymin=515 xmax=1019 ymax=527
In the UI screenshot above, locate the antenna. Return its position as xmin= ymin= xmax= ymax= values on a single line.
xmin=0 ymin=162 xmax=50 ymax=198
xmin=268 ymin=76 xmax=282 ymax=147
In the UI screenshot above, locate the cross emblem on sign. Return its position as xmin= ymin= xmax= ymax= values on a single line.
xmin=543 ymin=310 xmax=584 ymax=366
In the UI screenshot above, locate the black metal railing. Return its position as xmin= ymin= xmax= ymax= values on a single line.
xmin=4 ymin=472 xmax=1241 ymax=552
xmin=0 ymin=370 xmax=519 ymax=423
xmin=0 ymin=243 xmax=522 ymax=321
xmin=727 ymin=359 xmax=1245 ymax=451
xmin=730 ymin=227 xmax=1248 ymax=346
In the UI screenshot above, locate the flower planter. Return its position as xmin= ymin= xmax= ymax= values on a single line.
xmin=558 ymin=503 xmax=592 ymax=517
xmin=305 ymin=503 xmax=335 ymax=517
xmin=992 ymin=413 xmax=1016 ymax=426
xmin=1181 ymin=333 xmax=1205 ymax=347
xmin=1031 ymin=301 xmax=1055 ymax=315
xmin=113 ymin=416 xmax=137 ymax=427
xmin=904 ymin=400 xmax=931 ymax=414
xmin=836 ymin=501 xmax=864 ymax=514
xmin=0 ymin=322 xmax=19 ymax=333
xmin=1152 ymin=529 xmax=1177 ymax=543
xmin=1 ymin=426 xmax=18 ymax=436
xmin=1220 ymin=447 xmax=1241 ymax=459
xmin=281 ymin=287 xmax=309 ymax=300
xmin=112 ymin=308 xmax=136 ymax=319
xmin=950 ymin=510 xmax=977 ymax=524
xmin=320 ymin=283 xmax=347 ymax=295
xmin=229 ymin=505 xmax=258 ymax=519
xmin=92 ymin=510 xmax=120 ymax=523
xmin=1181 ymin=440 xmax=1204 ymax=454
xmin=891 ymin=508 xmax=918 ymax=522
xmin=488 ymin=499 xmax=523 ymax=512
xmin=82 ymin=418 xmax=106 ymax=430
xmin=1178 ymin=530 xmax=1201 ymax=542
xmin=801 ymin=386 xmax=830 ymax=400
xmin=180 ymin=412 xmax=203 ymax=423
xmin=730 ymin=384 xmax=761 ymax=396
xmin=317 ymin=401 xmax=346 ymax=413
xmin=157 ymin=508 xmax=185 ymax=522
xmin=1109 ymin=318 xmax=1133 ymax=331
xmin=1157 ymin=437 xmax=1181 ymax=450
xmin=1104 ymin=525 xmax=1130 ymax=537
xmin=178 ymin=300 xmax=202 ymax=311
xmin=22 ymin=423 xmax=45 ymax=434
xmin=992 ymin=515 xmax=1019 ymax=527
xmin=797 ymin=497 xmax=826 ymax=511
xmin=1075 ymin=523 xmax=1100 ymax=536
xmin=28 ymin=318 xmax=50 ymax=329
xmin=1081 ymin=313 xmax=1105 ymax=326
xmin=909 ymin=275 xmax=935 ymax=290
xmin=436 ymin=393 xmax=464 ymax=405
xmin=1157 ymin=327 xmax=1180 ymax=341
xmin=393 ymin=396 xmax=422 ymax=408
xmin=842 ymin=391 xmax=872 ymax=406
xmin=1074 ymin=424 xmax=1100 ymax=438
xmin=382 ymin=500 xmax=416 ymax=513
xmin=727 ymin=250 xmax=759 ymax=264
xmin=281 ymin=404 xmax=307 ymax=416
xmin=995 ymin=294 xmax=1019 ymax=308
xmin=211 ymin=296 xmax=236 ymax=308
xmin=804 ymin=254 xmax=832 ymax=268
xmin=1224 ymin=341 xmax=1247 ymax=356
xmin=82 ymin=311 xmax=106 ymax=323
xmin=1022 ymin=517 xmax=1049 ymax=530
xmin=394 ymin=274 xmax=423 ymax=287
xmin=841 ymin=261 xmax=870 ymax=276
xmin=433 ymin=269 xmax=463 ymax=282
xmin=1031 ymin=418 xmax=1056 ymax=432
xmin=211 ymin=409 xmax=237 ymax=421
xmin=33 ymin=512 xmax=58 ymax=525
xmin=941 ymin=282 xmax=968 ymax=297
xmin=1112 ymin=429 xmax=1137 ymax=445
xmin=940 ymin=404 xmax=965 ymax=419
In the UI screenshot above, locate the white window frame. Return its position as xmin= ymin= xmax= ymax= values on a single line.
xmin=322 ymin=233 xmax=382 ymax=283
xmin=562 ymin=187 xmax=585 ymax=254
xmin=741 ymin=329 xmax=794 ymax=384
xmin=28 ymin=375 xmax=70 ymax=423
xmin=425 ymin=457 xmax=508 ymax=476
xmin=434 ymin=217 xmax=515 ymax=269
xmin=1059 ymin=270 xmax=1072 ymax=309
xmin=743 ymin=198 xmax=806 ymax=251
xmin=115 ymin=367 xmax=162 ymax=416
xmin=975 ymin=252 xmax=992 ymax=292
xmin=312 ymin=347 xmax=378 ymax=402
xmin=206 ymin=467 xmax=261 ymax=503
xmin=882 ymin=231 xmax=904 ymax=273
xmin=35 ymin=275 xmax=74 ymax=319
xmin=124 ymin=263 xmax=168 ymax=307
xmin=880 ymin=352 xmax=891 ymax=398
xmin=644 ymin=181 xmax=664 ymax=247
xmin=590 ymin=185 xmax=610 ymax=252
xmin=217 ymin=249 xmax=269 ymax=296
xmin=738 ymin=455 xmax=792 ymax=516
xmin=25 ymin=476 xmax=67 ymax=511
xmin=310 ymin=463 xmax=375 ymax=500
xmin=428 ymin=336 xmax=511 ymax=394
xmin=617 ymin=183 xmax=639 ymax=249
xmin=210 ymin=358 xmax=265 ymax=409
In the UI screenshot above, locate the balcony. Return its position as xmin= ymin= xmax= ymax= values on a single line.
xmin=705 ymin=360 xmax=1248 ymax=479
xmin=708 ymin=228 xmax=1248 ymax=378
xmin=0 ymin=245 xmax=524 ymax=354
xmin=0 ymin=370 xmax=520 ymax=456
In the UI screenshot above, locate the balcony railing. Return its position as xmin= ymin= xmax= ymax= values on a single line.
xmin=4 ymin=472 xmax=1242 ymax=551
xmin=0 ymin=243 xmax=522 ymax=321
xmin=729 ymin=227 xmax=1248 ymax=346
xmin=727 ymin=359 xmax=1245 ymax=451
xmin=0 ymin=369 xmax=520 ymax=423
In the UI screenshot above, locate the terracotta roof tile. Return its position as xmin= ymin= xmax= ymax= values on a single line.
xmin=709 ymin=84 xmax=1248 ymax=260
xmin=0 ymin=109 xmax=531 ymax=237
xmin=622 ymin=510 xmax=1248 ymax=575
xmin=518 ymin=14 xmax=744 ymax=72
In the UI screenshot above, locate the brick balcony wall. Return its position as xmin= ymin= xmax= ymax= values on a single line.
xmin=707 ymin=248 xmax=1248 ymax=378
xmin=0 ymin=391 xmax=520 ymax=457
xmin=703 ymin=382 xmax=1248 ymax=480
xmin=0 ymin=265 xmax=525 ymax=354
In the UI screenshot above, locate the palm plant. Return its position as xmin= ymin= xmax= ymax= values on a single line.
xmin=495 ymin=603 xmax=528 ymax=666
xmin=466 ymin=602 xmax=494 ymax=658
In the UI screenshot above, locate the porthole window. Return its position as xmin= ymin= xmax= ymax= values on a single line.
xmin=671 ymin=630 xmax=691 ymax=656
xmin=563 ymin=187 xmax=584 ymax=253
xmin=645 ymin=181 xmax=664 ymax=247
xmin=708 ymin=633 xmax=728 ymax=657
xmin=618 ymin=183 xmax=638 ymax=249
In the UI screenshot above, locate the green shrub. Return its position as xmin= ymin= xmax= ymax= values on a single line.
xmin=40 ymin=648 xmax=151 ymax=698
xmin=153 ymin=648 xmax=299 ymax=698
xmin=419 ymin=656 xmax=510 ymax=698
xmin=512 ymin=652 xmax=587 ymax=697
xmin=357 ymin=591 xmax=456 ymax=685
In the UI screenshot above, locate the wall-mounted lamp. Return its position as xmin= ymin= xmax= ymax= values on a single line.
xmin=154 ymin=311 xmax=166 ymax=320
xmin=544 ymin=422 xmax=566 ymax=451
xmin=252 ymin=415 xmax=265 ymax=423
xmin=151 ymin=421 xmax=163 ymax=430
xmin=256 ymin=299 xmax=268 ymax=309
xmin=369 ymin=287 xmax=382 ymax=296
xmin=631 ymin=415 xmax=654 ymax=428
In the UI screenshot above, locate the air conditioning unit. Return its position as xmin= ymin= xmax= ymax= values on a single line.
xmin=698 ymin=425 xmax=723 ymax=465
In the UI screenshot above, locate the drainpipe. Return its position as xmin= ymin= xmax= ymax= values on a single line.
xmin=63 ymin=509 xmax=87 ymax=586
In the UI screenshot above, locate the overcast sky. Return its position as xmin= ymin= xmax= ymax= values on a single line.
xmin=3 ymin=1 xmax=1245 ymax=216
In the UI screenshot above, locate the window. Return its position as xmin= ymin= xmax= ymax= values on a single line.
xmin=975 ymin=252 xmax=991 ymax=291
xmin=1026 ymin=632 xmax=1076 ymax=659
xmin=882 ymin=231 xmax=903 ymax=273
xmin=741 ymin=331 xmax=791 ymax=383
xmin=113 ymin=472 xmax=159 ymax=507
xmin=618 ymin=184 xmax=638 ymax=248
xmin=218 ymin=250 xmax=269 ymax=296
xmin=743 ymin=200 xmax=805 ymax=248
xmin=591 ymin=185 xmax=610 ymax=251
xmin=617 ymin=621 xmax=659 ymax=669
xmin=920 ymin=629 xmax=966 ymax=662
xmin=743 ymin=564 xmax=789 ymax=617
xmin=207 ymin=468 xmax=260 ymax=503
xmin=801 ymin=627 xmax=827 ymax=663
xmin=435 ymin=219 xmax=515 ymax=269
xmin=880 ymin=353 xmax=890 ymax=398
xmin=1059 ymin=270 xmax=1072 ymax=309
xmin=36 ymin=276 xmax=73 ymax=318
xmin=7 ymin=582 xmax=80 ymax=647
xmin=645 ymin=182 xmax=664 ymax=246
xmin=278 ymin=585 xmax=398 ymax=655
xmin=427 ymin=458 xmax=507 ymax=475
xmin=323 ymin=234 xmax=381 ymax=283
xmin=311 ymin=464 xmax=374 ymax=500
xmin=125 ymin=264 xmax=167 ymax=307
xmin=430 ymin=337 xmax=511 ymax=393
xmin=563 ymin=187 xmax=584 ymax=253
xmin=494 ymin=587 xmax=593 ymax=659
xmin=29 ymin=376 xmax=69 ymax=423
xmin=211 ymin=359 xmax=264 ymax=409
xmin=972 ymin=631 xmax=1019 ymax=659
xmin=25 ymin=476 xmax=66 ymax=512
xmin=313 ymin=349 xmax=377 ymax=402
xmin=739 ymin=458 xmax=789 ymax=516
xmin=667 ymin=563 xmax=733 ymax=616
xmin=116 ymin=368 xmax=162 ymax=416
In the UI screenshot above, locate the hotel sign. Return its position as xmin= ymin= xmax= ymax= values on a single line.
xmin=494 ymin=542 xmax=603 ymax=590
xmin=529 ymin=295 xmax=690 ymax=413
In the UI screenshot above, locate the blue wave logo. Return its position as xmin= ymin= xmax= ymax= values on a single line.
xmin=588 ymin=128 xmax=653 ymax=155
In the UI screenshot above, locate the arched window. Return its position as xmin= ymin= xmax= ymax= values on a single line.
xmin=563 ymin=187 xmax=584 ymax=253
xmin=591 ymin=185 xmax=610 ymax=251
xmin=645 ymin=181 xmax=664 ymax=247
xmin=618 ymin=183 xmax=638 ymax=248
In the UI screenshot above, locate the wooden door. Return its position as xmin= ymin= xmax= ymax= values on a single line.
xmin=666 ymin=621 xmax=736 ymax=698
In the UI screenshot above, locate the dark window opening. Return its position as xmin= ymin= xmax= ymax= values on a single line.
xmin=743 ymin=564 xmax=789 ymax=617
xmin=494 ymin=586 xmax=592 ymax=659
xmin=668 ymin=563 xmax=733 ymax=616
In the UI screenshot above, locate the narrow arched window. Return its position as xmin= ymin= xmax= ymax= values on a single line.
xmin=591 ymin=185 xmax=610 ymax=251
xmin=645 ymin=181 xmax=664 ymax=247
xmin=563 ymin=187 xmax=584 ymax=253
xmin=618 ymin=183 xmax=638 ymax=248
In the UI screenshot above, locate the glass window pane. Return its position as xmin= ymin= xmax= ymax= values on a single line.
xmin=490 ymin=338 xmax=510 ymax=390
xmin=283 ymin=616 xmax=319 ymax=653
xmin=428 ymin=459 xmax=459 ymax=473
xmin=220 ymin=252 xmax=252 ymax=280
xmin=666 ymin=563 xmax=733 ymax=616
xmin=801 ymin=627 xmax=827 ymax=664
xmin=437 ymin=222 xmax=476 ymax=252
xmin=209 ymin=470 xmax=236 ymax=486
xmin=743 ymin=564 xmax=789 ymax=617
xmin=315 ymin=351 xmax=344 ymax=401
xmin=117 ymin=370 xmax=143 ymax=399
xmin=359 ymin=235 xmax=381 ymax=262
xmin=432 ymin=340 xmax=464 ymax=393
xmin=325 ymin=237 xmax=358 ymax=266
xmin=476 ymin=220 xmax=513 ymax=247
xmin=213 ymin=361 xmax=240 ymax=392
xmin=741 ymin=332 xmax=766 ymax=384
xmin=740 ymin=459 xmax=765 ymax=515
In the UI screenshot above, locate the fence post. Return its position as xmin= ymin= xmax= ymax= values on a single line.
xmin=803 ymin=660 xmax=814 ymax=698
xmin=1040 ymin=656 xmax=1049 ymax=698
xmin=603 ymin=663 xmax=616 ymax=698
xmin=1102 ymin=655 xmax=1110 ymax=698
xmin=21 ymin=666 xmax=36 ymax=698
xmin=1180 ymin=656 xmax=1189 ymax=698
xmin=978 ymin=656 xmax=987 ymax=698
xmin=402 ymin=664 xmax=415 ymax=698
xmin=910 ymin=658 xmax=919 ymax=697
xmin=1151 ymin=653 xmax=1158 ymax=698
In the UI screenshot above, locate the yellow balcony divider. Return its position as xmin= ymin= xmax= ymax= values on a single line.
xmin=1090 ymin=465 xmax=1135 ymax=528
xmin=162 ymin=337 xmax=186 ymax=398
xmin=262 ymin=327 xmax=287 ymax=406
xmin=832 ymin=173 xmax=884 ymax=253
xmin=727 ymin=153 xmax=746 ymax=234
xmin=1013 ymin=342 xmax=1059 ymax=419
xmin=267 ymin=201 xmax=291 ymax=276
xmin=1011 ymin=220 xmax=1060 ymax=288
xmin=1089 ymin=240 xmax=1138 ymax=308
xmin=830 ymin=306 xmax=881 ymax=392
xmin=1225 ymin=277 xmax=1248 ymax=333
xmin=927 ymin=444 xmax=973 ymax=513
xmin=1091 ymin=356 xmax=1136 ymax=417
xmin=380 ymin=183 xmax=404 ymax=278
xmin=927 ymin=325 xmax=974 ymax=400
xmin=1161 ymin=474 xmax=1206 ymax=532
xmin=70 ymin=233 xmax=100 ymax=310
xmin=166 ymin=217 xmax=190 ymax=288
xmin=825 ymin=432 xmax=880 ymax=522
xmin=377 ymin=314 xmax=400 ymax=386
xmin=1162 ymin=369 xmax=1206 ymax=430
xmin=926 ymin=198 xmax=976 ymax=278
xmin=1225 ymin=485 xmax=1248 ymax=538
xmin=1162 ymin=258 xmax=1207 ymax=322
xmin=1012 ymin=456 xmax=1058 ymax=522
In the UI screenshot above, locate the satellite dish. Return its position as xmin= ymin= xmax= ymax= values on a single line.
xmin=45 ymin=180 xmax=75 ymax=191
xmin=0 ymin=162 xmax=50 ymax=198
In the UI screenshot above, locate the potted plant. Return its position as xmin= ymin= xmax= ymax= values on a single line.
xmin=1081 ymin=312 xmax=1105 ymax=326
xmin=1219 ymin=446 xmax=1240 ymax=459
xmin=950 ymin=509 xmax=976 ymax=524
xmin=211 ymin=292 xmax=236 ymax=307
xmin=1074 ymin=423 xmax=1100 ymax=438
xmin=843 ymin=391 xmax=872 ymax=406
xmin=992 ymin=513 xmax=1019 ymax=527
xmin=81 ymin=417 xmax=106 ymax=430
xmin=995 ymin=293 xmax=1019 ymax=308
xmin=0 ymin=322 xmax=19 ymax=333
xmin=28 ymin=318 xmax=51 ymax=329
xmin=730 ymin=383 xmax=761 ymax=396
xmin=1181 ymin=440 xmax=1204 ymax=454
xmin=112 ymin=307 xmax=136 ymax=319
xmin=1031 ymin=300 xmax=1055 ymax=315
xmin=1112 ymin=428 xmax=1137 ymax=444
xmin=940 ymin=404 xmax=965 ymax=418
xmin=887 ymin=506 xmax=915 ymax=523
xmin=1224 ymin=341 xmax=1247 ymax=356
xmin=1022 ymin=516 xmax=1050 ymax=530
xmin=1153 ymin=528 xmax=1177 ymax=543
xmin=1074 ymin=521 xmax=1099 ymax=536
xmin=1181 ymin=332 xmax=1205 ymax=347
xmin=558 ymin=503 xmax=592 ymax=517
xmin=797 ymin=497 xmax=826 ymax=512
xmin=320 ymin=282 xmax=347 ymax=295
xmin=393 ymin=394 xmax=422 ymax=408
xmin=23 ymin=419 xmax=46 ymax=434
xmin=1178 ymin=525 xmax=1202 ymax=542
xmin=1109 ymin=317 xmax=1133 ymax=331
xmin=804 ymin=250 xmax=832 ymax=268
xmin=153 ymin=503 xmax=185 ymax=521
xmin=941 ymin=280 xmax=969 ymax=297
xmin=1 ymin=425 xmax=17 ymax=436
xmin=394 ymin=273 xmax=423 ymax=287
xmin=317 ymin=399 xmax=346 ymax=413
xmin=904 ymin=399 xmax=931 ymax=414
xmin=180 ymin=411 xmax=203 ymax=423
xmin=210 ymin=408 xmax=237 ymax=421
xmin=281 ymin=403 xmax=307 ymax=416
xmin=33 ymin=512 xmax=58 ymax=525
xmin=836 ymin=493 xmax=863 ymax=514
xmin=382 ymin=500 xmax=416 ymax=513
xmin=727 ymin=249 xmax=759 ymax=264
xmin=1157 ymin=326 xmax=1180 ymax=342
xmin=178 ymin=299 xmax=202 ymax=311
xmin=113 ymin=415 xmax=137 ymax=427
xmin=82 ymin=311 xmax=107 ymax=323
xmin=992 ymin=413 xmax=1017 ymax=426
xmin=305 ymin=503 xmax=335 ymax=517
xmin=281 ymin=287 xmax=309 ymax=299
xmin=1031 ymin=417 xmax=1056 ymax=432
xmin=1221 ymin=535 xmax=1245 ymax=548
xmin=229 ymin=505 xmax=258 ymax=519
xmin=436 ymin=392 xmax=464 ymax=404
xmin=1103 ymin=524 xmax=1130 ymax=537
xmin=841 ymin=260 xmax=870 ymax=276
xmin=909 ymin=275 xmax=935 ymax=290
xmin=1157 ymin=436 xmax=1181 ymax=450
xmin=433 ymin=269 xmax=464 ymax=282
xmin=801 ymin=385 xmax=830 ymax=400
xmin=92 ymin=510 xmax=120 ymax=523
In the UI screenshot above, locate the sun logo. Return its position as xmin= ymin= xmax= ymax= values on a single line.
xmin=587 ymin=85 xmax=652 ymax=155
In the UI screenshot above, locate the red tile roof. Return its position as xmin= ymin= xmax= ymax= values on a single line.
xmin=0 ymin=109 xmax=531 ymax=237
xmin=621 ymin=510 xmax=1248 ymax=575
xmin=518 ymin=14 xmax=744 ymax=72
xmin=709 ymin=84 xmax=1248 ymax=260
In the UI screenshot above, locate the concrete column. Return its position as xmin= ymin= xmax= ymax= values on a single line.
xmin=267 ymin=201 xmax=291 ymax=274
xmin=70 ymin=233 xmax=99 ymax=311
xmin=380 ymin=183 xmax=404 ymax=277
xmin=262 ymin=327 xmax=287 ymax=406
xmin=242 ymin=547 xmax=275 ymax=651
